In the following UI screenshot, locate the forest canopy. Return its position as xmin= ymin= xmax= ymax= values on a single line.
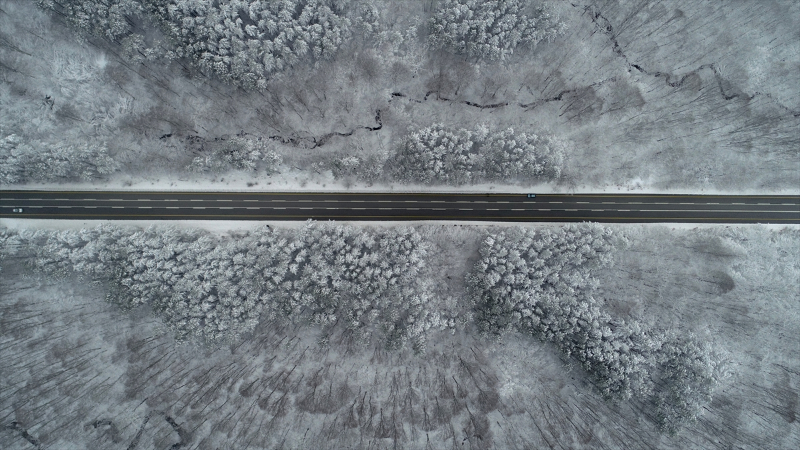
xmin=37 ymin=0 xmax=354 ymax=88
xmin=388 ymin=123 xmax=565 ymax=185
xmin=428 ymin=0 xmax=566 ymax=60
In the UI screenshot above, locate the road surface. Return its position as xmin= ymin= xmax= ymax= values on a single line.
xmin=1 ymin=191 xmax=798 ymax=223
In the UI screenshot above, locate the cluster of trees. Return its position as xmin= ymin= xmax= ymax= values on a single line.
xmin=388 ymin=123 xmax=565 ymax=185
xmin=428 ymin=0 xmax=565 ymax=60
xmin=36 ymin=0 xmax=144 ymax=42
xmin=187 ymin=136 xmax=282 ymax=174
xmin=148 ymin=0 xmax=353 ymax=88
xmin=467 ymin=224 xmax=724 ymax=432
xmin=16 ymin=222 xmax=441 ymax=351
xmin=0 ymin=134 xmax=119 ymax=183
xmin=311 ymin=151 xmax=386 ymax=185
xmin=37 ymin=0 xmax=354 ymax=88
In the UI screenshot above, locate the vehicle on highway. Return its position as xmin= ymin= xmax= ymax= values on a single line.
xmin=527 ymin=194 xmax=536 ymax=198
xmin=12 ymin=208 xmax=23 ymax=213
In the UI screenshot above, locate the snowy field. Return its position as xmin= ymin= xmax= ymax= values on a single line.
xmin=1 ymin=222 xmax=799 ymax=449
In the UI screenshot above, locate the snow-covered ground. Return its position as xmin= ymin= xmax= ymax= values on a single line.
xmin=7 ymin=168 xmax=800 ymax=195
xmin=2 ymin=222 xmax=797 ymax=449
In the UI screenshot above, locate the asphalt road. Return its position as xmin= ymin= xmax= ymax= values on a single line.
xmin=1 ymin=191 xmax=798 ymax=223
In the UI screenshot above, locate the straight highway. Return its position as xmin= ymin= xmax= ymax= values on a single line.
xmin=1 ymin=191 xmax=798 ymax=223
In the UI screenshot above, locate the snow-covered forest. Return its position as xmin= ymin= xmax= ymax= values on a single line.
xmin=1 ymin=0 xmax=796 ymax=191
xmin=1 ymin=222 xmax=798 ymax=448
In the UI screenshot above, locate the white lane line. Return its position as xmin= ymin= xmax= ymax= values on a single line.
xmin=539 ymin=209 xmax=551 ymax=211
xmin=272 ymin=199 xmax=285 ymax=202
xmin=244 ymin=199 xmax=258 ymax=202
xmin=732 ymin=203 xmax=745 ymax=205
xmin=497 ymin=201 xmax=509 ymax=203
xmin=577 ymin=202 xmax=589 ymax=204
xmin=679 ymin=202 xmax=695 ymax=205
xmin=706 ymin=202 xmax=719 ymax=205
xmin=324 ymin=200 xmax=337 ymax=202
xmin=246 ymin=207 xmax=259 ymax=210
xmin=354 ymin=208 xmax=366 ymax=210
xmin=379 ymin=208 xmax=392 ymax=210
xmin=378 ymin=200 xmax=391 ymax=203
xmin=782 ymin=203 xmax=797 ymax=206
xmin=459 ymin=208 xmax=473 ymax=211
xmin=29 ymin=206 xmax=43 ymax=208
xmin=653 ymin=202 xmax=669 ymax=205
xmin=190 ymin=199 xmax=202 ymax=202
xmin=433 ymin=208 xmax=446 ymax=211
xmin=602 ymin=202 xmax=615 ymax=204
xmin=219 ymin=207 xmax=233 ymax=210
xmin=192 ymin=207 xmax=205 ymax=209
xmin=566 ymin=209 xmax=577 ymax=211
xmin=487 ymin=208 xmax=499 ymax=211
xmin=591 ymin=209 xmax=604 ymax=212
xmin=164 ymin=199 xmax=179 ymax=202
xmin=299 ymin=200 xmax=312 ymax=202
xmin=109 ymin=199 xmax=123 ymax=201
xmin=216 ymin=199 xmax=232 ymax=202
xmin=137 ymin=199 xmax=149 ymax=201
xmin=511 ymin=208 xmax=525 ymax=211
xmin=138 ymin=206 xmax=152 ymax=209
xmin=84 ymin=206 xmax=96 ymax=209
xmin=274 ymin=207 xmax=286 ymax=210
xmin=82 ymin=198 xmax=96 ymax=201
xmin=637 ymin=209 xmax=799 ymax=213
xmin=404 ymin=200 xmax=417 ymax=203
xmin=166 ymin=207 xmax=179 ymax=209
xmin=549 ymin=201 xmax=562 ymax=204
xmin=352 ymin=200 xmax=365 ymax=203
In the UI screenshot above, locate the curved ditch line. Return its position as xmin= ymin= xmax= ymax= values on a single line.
xmin=183 ymin=110 xmax=383 ymax=150
xmin=5 ymin=422 xmax=41 ymax=449
xmin=574 ymin=3 xmax=800 ymax=117
xmin=390 ymin=76 xmax=617 ymax=112
xmin=267 ymin=109 xmax=383 ymax=149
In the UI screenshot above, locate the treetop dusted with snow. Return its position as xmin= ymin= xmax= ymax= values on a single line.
xmin=429 ymin=0 xmax=565 ymax=60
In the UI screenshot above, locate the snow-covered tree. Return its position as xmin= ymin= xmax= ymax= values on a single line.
xmin=36 ymin=0 xmax=145 ymax=42
xmin=188 ymin=136 xmax=281 ymax=174
xmin=653 ymin=333 xmax=724 ymax=434
xmin=0 ymin=134 xmax=120 ymax=184
xmin=388 ymin=124 xmax=566 ymax=185
xmin=148 ymin=0 xmax=353 ymax=88
xmin=429 ymin=0 xmax=565 ymax=61
xmin=467 ymin=224 xmax=724 ymax=428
